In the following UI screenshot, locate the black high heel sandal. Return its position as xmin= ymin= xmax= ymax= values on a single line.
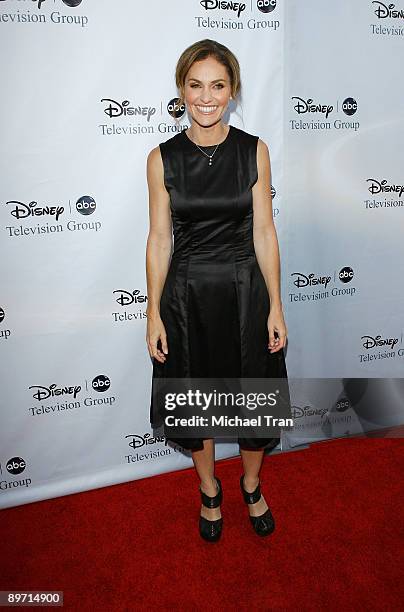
xmin=199 ymin=476 xmax=223 ymax=542
xmin=240 ymin=475 xmax=275 ymax=537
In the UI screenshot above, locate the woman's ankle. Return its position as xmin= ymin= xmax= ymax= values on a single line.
xmin=200 ymin=476 xmax=218 ymax=496
xmin=243 ymin=475 xmax=260 ymax=492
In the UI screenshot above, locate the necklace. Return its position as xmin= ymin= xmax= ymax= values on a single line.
xmin=194 ymin=143 xmax=219 ymax=166
xmin=185 ymin=127 xmax=230 ymax=166
xmin=194 ymin=142 xmax=221 ymax=166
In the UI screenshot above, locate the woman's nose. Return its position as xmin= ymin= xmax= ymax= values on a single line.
xmin=199 ymin=90 xmax=213 ymax=103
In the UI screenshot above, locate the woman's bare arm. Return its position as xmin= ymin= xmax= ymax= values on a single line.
xmin=252 ymin=139 xmax=287 ymax=350
xmin=145 ymin=145 xmax=172 ymax=360
xmin=252 ymin=139 xmax=282 ymax=309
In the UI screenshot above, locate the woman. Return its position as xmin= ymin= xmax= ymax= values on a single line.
xmin=146 ymin=39 xmax=290 ymax=542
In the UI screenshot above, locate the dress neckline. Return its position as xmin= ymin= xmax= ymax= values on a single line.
xmin=182 ymin=124 xmax=233 ymax=149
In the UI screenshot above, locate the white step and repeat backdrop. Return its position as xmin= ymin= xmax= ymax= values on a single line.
xmin=1 ymin=0 xmax=403 ymax=509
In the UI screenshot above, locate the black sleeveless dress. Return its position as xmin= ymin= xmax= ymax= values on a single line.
xmin=149 ymin=124 xmax=290 ymax=452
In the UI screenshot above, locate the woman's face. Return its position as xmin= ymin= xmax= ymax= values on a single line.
xmin=183 ymin=56 xmax=231 ymax=127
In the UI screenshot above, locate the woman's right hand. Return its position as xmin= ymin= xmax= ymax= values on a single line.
xmin=146 ymin=312 xmax=168 ymax=363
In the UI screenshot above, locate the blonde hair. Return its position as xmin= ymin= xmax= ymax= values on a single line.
xmin=174 ymin=39 xmax=241 ymax=123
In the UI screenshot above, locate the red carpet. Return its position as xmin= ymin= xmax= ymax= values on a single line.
xmin=1 ymin=437 xmax=403 ymax=611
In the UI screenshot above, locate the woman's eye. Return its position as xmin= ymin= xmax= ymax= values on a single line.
xmin=189 ymin=83 xmax=224 ymax=89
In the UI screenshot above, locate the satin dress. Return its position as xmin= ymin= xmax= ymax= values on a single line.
xmin=149 ymin=124 xmax=290 ymax=451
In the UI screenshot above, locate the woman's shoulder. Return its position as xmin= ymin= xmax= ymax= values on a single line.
xmin=231 ymin=124 xmax=259 ymax=142
xmin=231 ymin=125 xmax=265 ymax=156
xmin=147 ymin=130 xmax=183 ymax=165
xmin=158 ymin=129 xmax=184 ymax=150
xmin=232 ymin=125 xmax=269 ymax=156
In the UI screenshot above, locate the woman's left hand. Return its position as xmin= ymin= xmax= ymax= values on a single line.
xmin=267 ymin=306 xmax=288 ymax=352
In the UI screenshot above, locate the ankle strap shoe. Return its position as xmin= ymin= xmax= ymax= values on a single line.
xmin=240 ymin=475 xmax=275 ymax=537
xmin=199 ymin=476 xmax=223 ymax=542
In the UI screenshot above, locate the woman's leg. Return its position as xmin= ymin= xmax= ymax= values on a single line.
xmin=239 ymin=448 xmax=269 ymax=516
xmin=192 ymin=438 xmax=221 ymax=521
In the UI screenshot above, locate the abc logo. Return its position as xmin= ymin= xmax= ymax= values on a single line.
xmin=0 ymin=307 xmax=4 ymax=323
xmin=76 ymin=196 xmax=96 ymax=216
xmin=257 ymin=0 xmax=277 ymax=13
xmin=339 ymin=267 xmax=354 ymax=283
xmin=342 ymin=98 xmax=357 ymax=116
xmin=92 ymin=375 xmax=111 ymax=393
xmin=6 ymin=457 xmax=27 ymax=475
xmin=336 ymin=398 xmax=350 ymax=412
xmin=167 ymin=98 xmax=186 ymax=119
xmin=62 ymin=0 xmax=83 ymax=7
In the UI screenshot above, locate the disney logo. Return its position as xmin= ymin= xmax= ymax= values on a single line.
xmin=200 ymin=0 xmax=246 ymax=18
xmin=373 ymin=2 xmax=404 ymax=19
xmin=29 ymin=383 xmax=82 ymax=401
xmin=6 ymin=200 xmax=64 ymax=221
xmin=361 ymin=335 xmax=399 ymax=350
xmin=126 ymin=433 xmax=166 ymax=449
xmin=292 ymin=96 xmax=333 ymax=118
xmin=366 ymin=178 xmax=404 ymax=198
xmin=291 ymin=272 xmax=332 ymax=290
xmin=291 ymin=406 xmax=328 ymax=419
xmin=113 ymin=289 xmax=148 ymax=306
xmin=101 ymin=98 xmax=156 ymax=122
